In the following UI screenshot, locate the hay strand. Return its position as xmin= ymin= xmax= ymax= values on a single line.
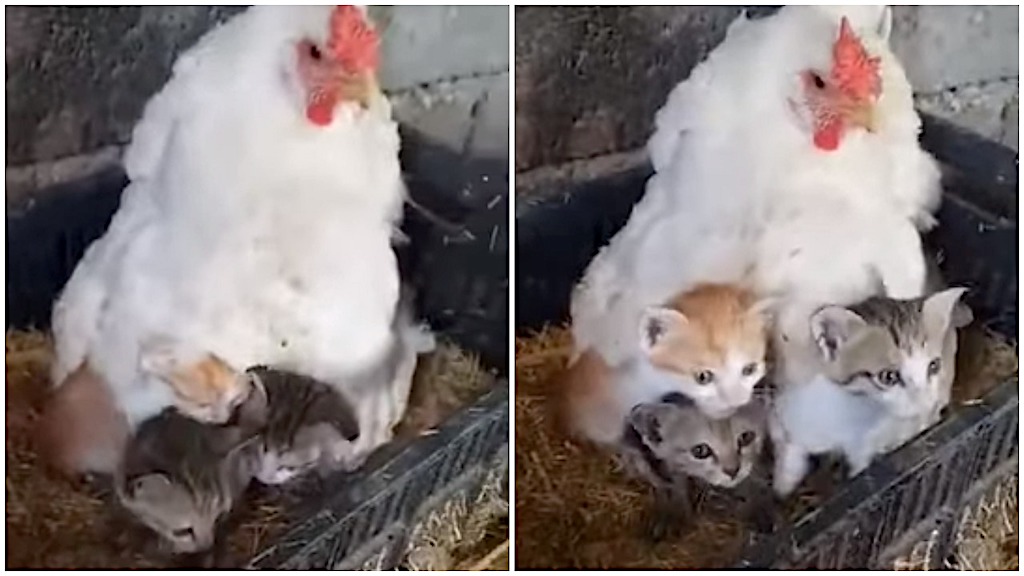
xmin=466 ymin=539 xmax=510 ymax=571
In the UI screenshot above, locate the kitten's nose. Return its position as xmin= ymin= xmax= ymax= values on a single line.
xmin=723 ymin=464 xmax=740 ymax=479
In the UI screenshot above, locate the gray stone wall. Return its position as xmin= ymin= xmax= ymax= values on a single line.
xmin=5 ymin=5 xmax=509 ymax=203
xmin=514 ymin=5 xmax=1018 ymax=175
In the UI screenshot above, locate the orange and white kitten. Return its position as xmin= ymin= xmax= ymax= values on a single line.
xmin=563 ymin=283 xmax=773 ymax=446
xmin=37 ymin=346 xmax=251 ymax=478
xmin=138 ymin=337 xmax=255 ymax=425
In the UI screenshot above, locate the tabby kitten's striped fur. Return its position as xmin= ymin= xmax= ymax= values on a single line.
xmin=239 ymin=367 xmax=360 ymax=485
xmin=115 ymin=409 xmax=259 ymax=556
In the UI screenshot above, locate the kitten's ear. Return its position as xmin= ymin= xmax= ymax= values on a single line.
xmin=923 ymin=287 xmax=972 ymax=333
xmin=138 ymin=335 xmax=185 ymax=377
xmin=638 ymin=306 xmax=688 ymax=355
xmin=221 ymin=439 xmax=259 ymax=494
xmin=627 ymin=403 xmax=666 ymax=445
xmin=747 ymin=295 xmax=780 ymax=323
xmin=235 ymin=371 xmax=270 ymax=431
xmin=810 ymin=306 xmax=868 ymax=362
xmin=139 ymin=337 xmax=239 ymax=388
xmin=951 ymin=302 xmax=974 ymax=330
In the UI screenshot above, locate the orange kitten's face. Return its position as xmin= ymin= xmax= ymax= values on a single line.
xmin=639 ymin=284 xmax=772 ymax=419
xmin=139 ymin=340 xmax=253 ymax=424
xmin=166 ymin=356 xmax=253 ymax=423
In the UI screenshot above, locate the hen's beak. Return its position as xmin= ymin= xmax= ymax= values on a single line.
xmin=339 ymin=71 xmax=381 ymax=111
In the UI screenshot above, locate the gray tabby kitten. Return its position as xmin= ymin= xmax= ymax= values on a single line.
xmin=240 ymin=288 xmax=433 ymax=485
xmin=620 ymin=394 xmax=769 ymax=540
xmin=114 ymin=409 xmax=259 ymax=557
xmin=770 ymin=286 xmax=972 ymax=496
xmin=239 ymin=366 xmax=361 ymax=485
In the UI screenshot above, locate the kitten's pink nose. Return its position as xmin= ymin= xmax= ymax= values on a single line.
xmin=723 ymin=464 xmax=740 ymax=479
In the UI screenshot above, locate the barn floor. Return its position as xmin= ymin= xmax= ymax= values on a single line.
xmin=514 ymin=325 xmax=1018 ymax=569
xmin=5 ymin=330 xmax=502 ymax=569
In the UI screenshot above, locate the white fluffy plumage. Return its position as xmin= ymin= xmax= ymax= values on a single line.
xmin=51 ymin=6 xmax=407 ymax=436
xmin=571 ymin=5 xmax=942 ymax=370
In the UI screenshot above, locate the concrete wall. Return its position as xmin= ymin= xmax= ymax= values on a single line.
xmin=895 ymin=6 xmax=1018 ymax=153
xmin=514 ymin=5 xmax=1018 ymax=175
xmin=5 ymin=5 xmax=509 ymax=203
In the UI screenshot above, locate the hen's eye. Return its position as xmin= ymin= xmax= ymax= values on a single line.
xmin=691 ymin=443 xmax=714 ymax=460
xmin=172 ymin=527 xmax=195 ymax=540
xmin=309 ymin=43 xmax=323 ymax=61
xmin=737 ymin=430 xmax=757 ymax=448
xmin=877 ymin=369 xmax=902 ymax=386
xmin=741 ymin=363 xmax=758 ymax=377
xmin=810 ymin=72 xmax=826 ymax=89
xmin=927 ymin=358 xmax=941 ymax=376
xmin=695 ymin=370 xmax=715 ymax=385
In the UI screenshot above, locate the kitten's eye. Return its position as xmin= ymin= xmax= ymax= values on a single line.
xmin=877 ymin=369 xmax=902 ymax=386
xmin=695 ymin=370 xmax=715 ymax=385
xmin=737 ymin=430 xmax=757 ymax=448
xmin=308 ymin=43 xmax=323 ymax=61
xmin=690 ymin=443 xmax=714 ymax=460
xmin=741 ymin=363 xmax=758 ymax=377
xmin=809 ymin=72 xmax=826 ymax=89
xmin=927 ymin=358 xmax=941 ymax=376
xmin=172 ymin=527 xmax=195 ymax=540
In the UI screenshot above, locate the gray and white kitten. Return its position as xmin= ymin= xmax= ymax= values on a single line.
xmin=619 ymin=394 xmax=769 ymax=539
xmin=239 ymin=367 xmax=361 ymax=485
xmin=770 ymin=287 xmax=972 ymax=497
xmin=114 ymin=409 xmax=259 ymax=556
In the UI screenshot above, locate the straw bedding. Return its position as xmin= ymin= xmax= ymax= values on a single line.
xmin=401 ymin=462 xmax=510 ymax=570
xmin=514 ymin=325 xmax=1018 ymax=569
xmin=5 ymin=330 xmax=499 ymax=569
xmin=895 ymin=473 xmax=1018 ymax=571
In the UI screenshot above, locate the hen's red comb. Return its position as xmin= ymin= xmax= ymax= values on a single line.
xmin=328 ymin=5 xmax=379 ymax=73
xmin=830 ymin=17 xmax=881 ymax=101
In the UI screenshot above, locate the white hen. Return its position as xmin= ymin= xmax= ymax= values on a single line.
xmin=50 ymin=6 xmax=408 ymax=459
xmin=571 ymin=5 xmax=941 ymax=369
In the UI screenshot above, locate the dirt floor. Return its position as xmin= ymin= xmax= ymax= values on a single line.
xmin=514 ymin=325 xmax=1019 ymax=570
xmin=5 ymin=330 xmax=505 ymax=569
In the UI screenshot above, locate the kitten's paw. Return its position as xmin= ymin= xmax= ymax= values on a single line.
xmin=327 ymin=445 xmax=370 ymax=473
xmin=773 ymin=444 xmax=809 ymax=498
xmin=772 ymin=475 xmax=800 ymax=498
xmin=845 ymin=450 xmax=873 ymax=478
